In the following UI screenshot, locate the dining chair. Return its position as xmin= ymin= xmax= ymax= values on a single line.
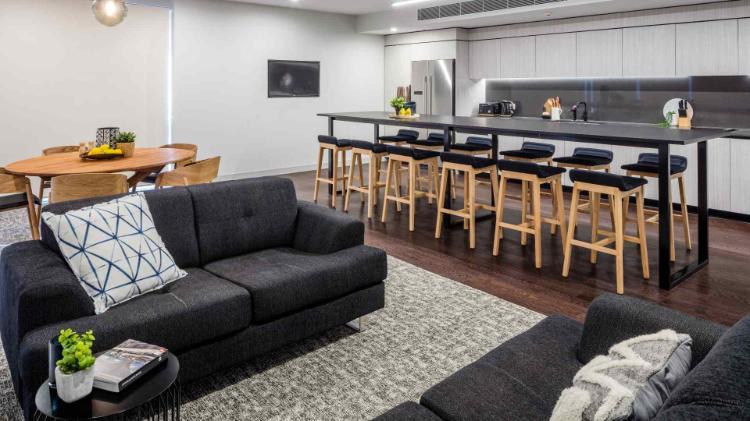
xmin=155 ymin=156 xmax=221 ymax=189
xmin=49 ymin=173 xmax=129 ymax=204
xmin=0 ymin=168 xmax=40 ymax=240
xmin=134 ymin=143 xmax=199 ymax=191
xmin=39 ymin=145 xmax=80 ymax=215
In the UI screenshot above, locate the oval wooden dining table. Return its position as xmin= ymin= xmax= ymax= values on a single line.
xmin=5 ymin=147 xmax=195 ymax=188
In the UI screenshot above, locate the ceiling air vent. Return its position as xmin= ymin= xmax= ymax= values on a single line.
xmin=418 ymin=0 xmax=566 ymax=21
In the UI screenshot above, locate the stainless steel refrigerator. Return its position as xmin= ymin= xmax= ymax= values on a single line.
xmin=411 ymin=59 xmax=455 ymax=116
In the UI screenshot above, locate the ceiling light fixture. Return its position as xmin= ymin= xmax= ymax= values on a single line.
xmin=92 ymin=0 xmax=127 ymax=27
xmin=390 ymin=27 xmax=398 ymax=33
xmin=392 ymin=0 xmax=433 ymax=8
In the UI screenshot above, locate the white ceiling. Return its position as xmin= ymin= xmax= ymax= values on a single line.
xmin=227 ymin=0 xmax=398 ymax=15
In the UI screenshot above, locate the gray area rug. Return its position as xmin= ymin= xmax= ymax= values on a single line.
xmin=0 ymin=211 xmax=543 ymax=420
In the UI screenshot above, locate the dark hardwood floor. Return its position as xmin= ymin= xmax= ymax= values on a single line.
xmin=283 ymin=169 xmax=750 ymax=326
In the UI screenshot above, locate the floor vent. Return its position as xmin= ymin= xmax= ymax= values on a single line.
xmin=418 ymin=0 xmax=566 ymax=20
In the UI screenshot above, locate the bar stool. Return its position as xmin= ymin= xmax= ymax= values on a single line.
xmin=500 ymin=141 xmax=555 ymax=164
xmin=449 ymin=136 xmax=493 ymax=199
xmin=381 ymin=146 xmax=440 ymax=232
xmin=493 ymin=160 xmax=567 ymax=269
xmin=435 ymin=153 xmax=499 ymax=249
xmin=378 ymin=129 xmax=419 ymax=145
xmin=344 ymin=140 xmax=388 ymax=219
xmin=562 ymin=170 xmax=650 ymax=295
xmin=313 ymin=135 xmax=351 ymax=208
xmin=407 ymin=133 xmax=444 ymax=197
xmin=621 ymin=153 xmax=691 ymax=262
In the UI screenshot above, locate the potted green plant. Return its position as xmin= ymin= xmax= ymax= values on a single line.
xmin=390 ymin=96 xmax=406 ymax=115
xmin=115 ymin=131 xmax=136 ymax=157
xmin=55 ymin=328 xmax=96 ymax=403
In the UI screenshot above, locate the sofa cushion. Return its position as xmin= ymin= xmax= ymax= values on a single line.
xmin=372 ymin=402 xmax=444 ymax=421
xmin=41 ymin=187 xmax=201 ymax=268
xmin=204 ymin=246 xmax=387 ymax=323
xmin=419 ymin=315 xmax=583 ymax=421
xmin=654 ymin=315 xmax=750 ymax=420
xmin=188 ymin=178 xmax=298 ymax=265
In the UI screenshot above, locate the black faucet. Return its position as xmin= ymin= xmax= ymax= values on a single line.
xmin=571 ymin=101 xmax=588 ymax=122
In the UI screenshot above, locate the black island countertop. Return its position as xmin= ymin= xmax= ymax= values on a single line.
xmin=317 ymin=111 xmax=735 ymax=147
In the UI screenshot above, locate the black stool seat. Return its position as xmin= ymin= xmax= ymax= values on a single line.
xmin=348 ymin=140 xmax=387 ymax=153
xmin=498 ymin=160 xmax=566 ymax=178
xmin=378 ymin=129 xmax=419 ymax=144
xmin=0 ymin=193 xmax=40 ymax=211
xmin=553 ymin=147 xmax=613 ymax=167
xmin=570 ymin=169 xmax=648 ymax=191
xmin=318 ymin=135 xmax=351 ymax=147
xmin=408 ymin=133 xmax=444 ymax=147
xmin=451 ymin=136 xmax=492 ymax=152
xmin=386 ymin=146 xmax=441 ymax=160
xmin=441 ymin=152 xmax=496 ymax=168
xmin=501 ymin=141 xmax=555 ymax=160
xmin=621 ymin=153 xmax=688 ymax=175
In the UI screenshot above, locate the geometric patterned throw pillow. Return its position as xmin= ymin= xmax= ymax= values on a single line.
xmin=42 ymin=193 xmax=187 ymax=314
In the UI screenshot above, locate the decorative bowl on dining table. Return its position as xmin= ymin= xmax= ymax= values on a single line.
xmin=80 ymin=144 xmax=125 ymax=160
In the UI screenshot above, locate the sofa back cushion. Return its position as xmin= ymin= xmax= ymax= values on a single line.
xmin=654 ymin=315 xmax=750 ymax=420
xmin=41 ymin=187 xmax=201 ymax=268
xmin=188 ymin=178 xmax=298 ymax=265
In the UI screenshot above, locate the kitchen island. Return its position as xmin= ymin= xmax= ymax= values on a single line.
xmin=318 ymin=111 xmax=735 ymax=291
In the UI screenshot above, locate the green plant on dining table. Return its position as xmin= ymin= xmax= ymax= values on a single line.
xmin=114 ymin=131 xmax=136 ymax=143
xmin=56 ymin=328 xmax=96 ymax=375
xmin=390 ymin=96 xmax=406 ymax=112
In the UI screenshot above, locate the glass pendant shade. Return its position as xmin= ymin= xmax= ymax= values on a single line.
xmin=92 ymin=0 xmax=128 ymax=27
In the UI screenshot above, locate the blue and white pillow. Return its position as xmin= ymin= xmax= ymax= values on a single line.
xmin=42 ymin=193 xmax=187 ymax=314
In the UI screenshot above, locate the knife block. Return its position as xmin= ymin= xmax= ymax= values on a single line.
xmin=678 ymin=117 xmax=692 ymax=130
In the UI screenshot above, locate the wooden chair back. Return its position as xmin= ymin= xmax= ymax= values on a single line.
xmin=0 ymin=168 xmax=28 ymax=194
xmin=160 ymin=143 xmax=198 ymax=168
xmin=43 ymin=145 xmax=80 ymax=156
xmin=155 ymin=156 xmax=220 ymax=189
xmin=50 ymin=173 xmax=129 ymax=204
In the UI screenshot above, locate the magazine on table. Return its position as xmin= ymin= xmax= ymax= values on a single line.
xmin=93 ymin=339 xmax=167 ymax=393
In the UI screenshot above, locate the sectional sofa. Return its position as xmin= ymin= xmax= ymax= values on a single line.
xmin=0 ymin=177 xmax=387 ymax=418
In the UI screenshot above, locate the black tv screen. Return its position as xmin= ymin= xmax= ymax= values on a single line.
xmin=268 ymin=60 xmax=320 ymax=98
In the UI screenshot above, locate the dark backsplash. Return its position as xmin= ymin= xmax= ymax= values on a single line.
xmin=485 ymin=76 xmax=750 ymax=129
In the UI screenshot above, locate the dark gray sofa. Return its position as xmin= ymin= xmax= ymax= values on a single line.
xmin=375 ymin=294 xmax=750 ymax=421
xmin=0 ymin=177 xmax=387 ymax=419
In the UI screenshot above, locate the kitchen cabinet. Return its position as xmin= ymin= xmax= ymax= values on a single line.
xmin=499 ymin=37 xmax=535 ymax=79
xmin=730 ymin=139 xmax=750 ymax=214
xmin=576 ymin=29 xmax=622 ymax=77
xmin=622 ymin=25 xmax=676 ymax=77
xmin=676 ymin=20 xmax=739 ymax=76
xmin=535 ymin=33 xmax=576 ymax=78
xmin=411 ymin=41 xmax=457 ymax=62
xmin=469 ymin=39 xmax=498 ymax=80
xmin=740 ymin=19 xmax=750 ymax=75
xmin=708 ymin=137 xmax=732 ymax=211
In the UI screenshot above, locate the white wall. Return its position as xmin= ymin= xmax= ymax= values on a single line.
xmin=0 ymin=0 xmax=170 ymax=166
xmin=172 ymin=0 xmax=384 ymax=179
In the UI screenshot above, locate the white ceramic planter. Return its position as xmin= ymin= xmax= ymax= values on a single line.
xmin=55 ymin=365 xmax=95 ymax=403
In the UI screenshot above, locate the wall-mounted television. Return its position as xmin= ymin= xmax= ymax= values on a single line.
xmin=268 ymin=60 xmax=320 ymax=98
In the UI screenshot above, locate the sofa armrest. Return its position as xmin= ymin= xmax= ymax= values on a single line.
xmin=293 ymin=201 xmax=364 ymax=254
xmin=578 ymin=293 xmax=726 ymax=368
xmin=0 ymin=241 xmax=94 ymax=358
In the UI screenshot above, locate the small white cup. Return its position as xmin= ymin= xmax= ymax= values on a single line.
xmin=551 ymin=107 xmax=562 ymax=121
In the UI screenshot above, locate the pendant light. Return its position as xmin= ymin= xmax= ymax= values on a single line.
xmin=92 ymin=0 xmax=128 ymax=27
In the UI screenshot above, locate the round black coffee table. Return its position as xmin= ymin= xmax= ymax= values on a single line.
xmin=34 ymin=352 xmax=180 ymax=420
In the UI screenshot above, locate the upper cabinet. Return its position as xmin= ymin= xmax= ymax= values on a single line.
xmin=740 ymin=19 xmax=750 ymax=75
xmin=411 ymin=40 xmax=457 ymax=62
xmin=469 ymin=39 xmax=498 ymax=80
xmin=676 ymin=20 xmax=738 ymax=76
xmin=535 ymin=33 xmax=577 ymax=78
xmin=623 ymin=25 xmax=676 ymax=77
xmin=576 ymin=29 xmax=623 ymax=77
xmin=499 ymin=36 xmax=535 ymax=78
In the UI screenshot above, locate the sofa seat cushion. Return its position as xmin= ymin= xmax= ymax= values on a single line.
xmin=373 ymin=402 xmax=444 ymax=421
xmin=204 ymin=246 xmax=387 ymax=324
xmin=19 ymin=268 xmax=251 ymax=389
xmin=420 ymin=315 xmax=583 ymax=421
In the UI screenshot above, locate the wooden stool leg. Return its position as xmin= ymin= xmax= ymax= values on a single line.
xmin=450 ymin=170 xmax=457 ymax=200
xmin=367 ymin=154 xmax=377 ymax=219
xmin=562 ymin=186 xmax=581 ymax=278
xmin=555 ymin=180 xmax=567 ymax=248
xmin=532 ymin=181 xmax=543 ymax=268
xmin=669 ymin=181 xmax=676 ymax=262
xmin=313 ymin=147 xmax=324 ymax=203
xmin=613 ymin=192 xmax=625 ymax=294
xmin=678 ymin=175 xmax=692 ymax=250
xmin=520 ymin=181 xmax=529 ymax=246
xmin=490 ymin=169 xmax=499 ymax=212
xmin=341 ymin=149 xmax=348 ymax=193
xmin=427 ymin=162 xmax=434 ymax=205
xmin=432 ymin=160 xmax=439 ymax=205
xmin=357 ymin=153 xmax=365 ymax=204
xmin=374 ymin=156 xmax=382 ymax=206
xmin=590 ymin=192 xmax=601 ymax=264
xmin=435 ymin=166 xmax=449 ymax=239
xmin=469 ymin=170 xmax=477 ymax=249
xmin=381 ymin=159 xmax=394 ymax=223
xmin=493 ymin=177 xmax=508 ymax=256
xmin=636 ymin=189 xmax=650 ymax=280
xmin=395 ymin=163 xmax=403 ymax=212
xmin=344 ymin=152 xmax=356 ymax=212
xmin=331 ymin=148 xmax=339 ymax=208
xmin=408 ymin=161 xmax=417 ymax=232
xmin=550 ymin=181 xmax=558 ymax=236
xmin=463 ymin=171 xmax=469 ymax=230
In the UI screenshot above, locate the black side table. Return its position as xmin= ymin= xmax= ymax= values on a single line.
xmin=34 ymin=352 xmax=180 ymax=421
